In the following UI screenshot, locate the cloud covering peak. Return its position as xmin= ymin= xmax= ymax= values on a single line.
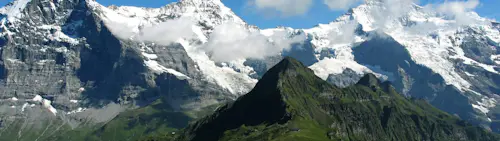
xmin=323 ymin=0 xmax=362 ymax=11
xmin=251 ymin=0 xmax=313 ymax=16
xmin=202 ymin=22 xmax=306 ymax=62
xmin=435 ymin=0 xmax=482 ymax=25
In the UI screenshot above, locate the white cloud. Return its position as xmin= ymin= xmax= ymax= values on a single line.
xmin=403 ymin=0 xmax=486 ymax=34
xmin=328 ymin=20 xmax=359 ymax=44
xmin=252 ymin=0 xmax=313 ymax=16
xmin=435 ymin=0 xmax=482 ymax=25
xmin=135 ymin=17 xmax=195 ymax=45
xmin=436 ymin=0 xmax=479 ymax=15
xmin=405 ymin=22 xmax=440 ymax=35
xmin=104 ymin=20 xmax=137 ymax=40
xmin=106 ymin=17 xmax=195 ymax=45
xmin=202 ymin=22 xmax=306 ymax=62
xmin=323 ymin=0 xmax=362 ymax=10
xmin=368 ymin=0 xmax=419 ymax=30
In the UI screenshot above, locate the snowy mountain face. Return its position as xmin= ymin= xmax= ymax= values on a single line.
xmin=303 ymin=0 xmax=500 ymax=130
xmin=0 ymin=0 xmax=499 ymax=138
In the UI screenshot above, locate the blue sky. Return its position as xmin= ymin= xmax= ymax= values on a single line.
xmin=0 ymin=0 xmax=499 ymax=28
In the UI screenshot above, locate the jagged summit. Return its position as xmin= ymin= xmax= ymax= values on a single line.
xmin=357 ymin=73 xmax=381 ymax=87
xmin=264 ymin=57 xmax=305 ymax=73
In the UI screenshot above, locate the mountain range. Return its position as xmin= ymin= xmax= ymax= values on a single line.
xmin=0 ymin=0 xmax=499 ymax=140
xmin=160 ymin=57 xmax=500 ymax=141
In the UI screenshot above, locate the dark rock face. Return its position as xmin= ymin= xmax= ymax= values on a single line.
xmin=243 ymin=56 xmax=282 ymax=79
xmin=327 ymin=68 xmax=362 ymax=88
xmin=352 ymin=34 xmax=478 ymax=125
xmin=0 ymin=0 xmax=87 ymax=109
xmin=0 ymin=0 xmax=231 ymax=137
xmin=460 ymin=28 xmax=498 ymax=65
xmin=281 ymin=37 xmax=318 ymax=67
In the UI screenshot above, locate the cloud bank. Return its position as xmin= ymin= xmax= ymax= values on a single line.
xmin=251 ymin=0 xmax=313 ymax=16
xmin=135 ymin=17 xmax=195 ymax=45
xmin=106 ymin=17 xmax=195 ymax=45
xmin=368 ymin=0 xmax=419 ymax=30
xmin=323 ymin=0 xmax=362 ymax=11
xmin=328 ymin=21 xmax=359 ymax=44
xmin=202 ymin=22 xmax=306 ymax=62
xmin=435 ymin=0 xmax=482 ymax=25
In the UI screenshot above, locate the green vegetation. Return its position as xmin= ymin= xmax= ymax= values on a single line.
xmin=4 ymin=57 xmax=498 ymax=141
xmin=49 ymin=98 xmax=215 ymax=141
xmin=82 ymin=98 xmax=220 ymax=141
xmin=157 ymin=57 xmax=500 ymax=141
xmin=90 ymin=99 xmax=189 ymax=141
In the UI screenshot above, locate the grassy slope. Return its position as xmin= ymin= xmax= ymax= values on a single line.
xmin=6 ymin=57 xmax=498 ymax=141
xmin=85 ymin=98 xmax=220 ymax=141
xmin=34 ymin=98 xmax=215 ymax=141
xmin=168 ymin=57 xmax=500 ymax=141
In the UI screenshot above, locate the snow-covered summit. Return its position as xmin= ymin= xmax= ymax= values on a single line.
xmin=0 ymin=0 xmax=32 ymax=22
xmin=87 ymin=0 xmax=500 ymax=120
xmin=90 ymin=0 xmax=245 ymax=30
xmin=300 ymin=1 xmax=500 ymax=127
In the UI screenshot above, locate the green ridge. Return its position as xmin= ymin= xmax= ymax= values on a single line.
xmin=151 ymin=57 xmax=500 ymax=141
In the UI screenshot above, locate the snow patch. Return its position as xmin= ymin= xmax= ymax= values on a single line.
xmin=21 ymin=103 xmax=28 ymax=112
xmin=49 ymin=1 xmax=56 ymax=11
xmin=472 ymin=104 xmax=489 ymax=114
xmin=450 ymin=44 xmax=499 ymax=74
xmin=69 ymin=100 xmax=79 ymax=103
xmin=472 ymin=96 xmax=497 ymax=114
xmin=31 ymin=95 xmax=57 ymax=116
xmin=37 ymin=25 xmax=80 ymax=45
xmin=142 ymin=52 xmax=158 ymax=60
xmin=66 ymin=107 xmax=86 ymax=115
xmin=491 ymin=54 xmax=500 ymax=64
xmin=464 ymin=72 xmax=475 ymax=77
xmin=78 ymin=87 xmax=85 ymax=92
xmin=144 ymin=60 xmax=190 ymax=80
xmin=54 ymin=47 xmax=69 ymax=53
xmin=42 ymin=99 xmax=57 ymax=115
xmin=309 ymin=58 xmax=389 ymax=80
xmin=10 ymin=97 xmax=18 ymax=101
xmin=32 ymin=95 xmax=43 ymax=102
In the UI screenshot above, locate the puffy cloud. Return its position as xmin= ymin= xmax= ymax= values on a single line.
xmin=435 ymin=0 xmax=482 ymax=25
xmin=202 ymin=22 xmax=306 ymax=62
xmin=106 ymin=17 xmax=195 ymax=45
xmin=135 ymin=17 xmax=195 ymax=45
xmin=404 ymin=0 xmax=486 ymax=34
xmin=104 ymin=20 xmax=137 ymax=40
xmin=251 ymin=0 xmax=313 ymax=16
xmin=368 ymin=0 xmax=419 ymax=30
xmin=328 ymin=21 xmax=359 ymax=44
xmin=405 ymin=22 xmax=441 ymax=35
xmin=436 ymin=0 xmax=479 ymax=15
xmin=323 ymin=0 xmax=362 ymax=10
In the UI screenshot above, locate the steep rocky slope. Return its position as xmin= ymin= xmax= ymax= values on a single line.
xmin=0 ymin=0 xmax=237 ymax=139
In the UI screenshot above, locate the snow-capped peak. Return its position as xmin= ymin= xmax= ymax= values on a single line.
xmin=0 ymin=0 xmax=32 ymax=22
xmin=309 ymin=0 xmax=497 ymax=92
